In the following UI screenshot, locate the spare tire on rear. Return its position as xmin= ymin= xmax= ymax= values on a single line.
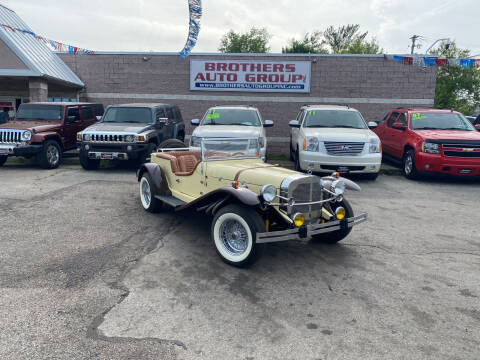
xmin=158 ymin=139 xmax=186 ymax=149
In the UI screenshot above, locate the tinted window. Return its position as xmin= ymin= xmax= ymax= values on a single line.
xmin=297 ymin=110 xmax=305 ymax=125
xmin=303 ymin=110 xmax=367 ymax=129
xmin=410 ymin=112 xmax=474 ymax=131
xmin=82 ymin=106 xmax=94 ymax=120
xmin=173 ymin=106 xmax=182 ymax=121
xmin=67 ymin=107 xmax=80 ymax=121
xmin=103 ymin=107 xmax=153 ymax=124
xmin=387 ymin=112 xmax=399 ymax=127
xmin=166 ymin=107 xmax=174 ymax=120
xmin=201 ymin=108 xmax=261 ymax=127
xmin=397 ymin=113 xmax=407 ymax=126
xmin=16 ymin=105 xmax=63 ymax=121
xmin=156 ymin=108 xmax=166 ymax=121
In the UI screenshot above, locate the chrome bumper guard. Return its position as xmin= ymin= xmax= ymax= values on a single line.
xmin=256 ymin=212 xmax=368 ymax=244
xmin=0 ymin=144 xmax=19 ymax=154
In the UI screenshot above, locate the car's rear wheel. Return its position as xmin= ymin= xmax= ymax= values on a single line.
xmin=403 ymin=149 xmax=419 ymax=179
xmin=212 ymin=204 xmax=265 ymax=267
xmin=0 ymin=155 xmax=7 ymax=167
xmin=139 ymin=173 xmax=162 ymax=213
xmin=79 ymin=151 xmax=100 ymax=170
xmin=311 ymin=199 xmax=354 ymax=244
xmin=38 ymin=140 xmax=61 ymax=169
xmin=159 ymin=138 xmax=185 ymax=149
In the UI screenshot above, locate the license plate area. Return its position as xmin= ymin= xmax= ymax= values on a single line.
xmin=101 ymin=152 xmax=114 ymax=159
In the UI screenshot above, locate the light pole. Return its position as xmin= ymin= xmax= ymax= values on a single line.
xmin=425 ymin=38 xmax=451 ymax=55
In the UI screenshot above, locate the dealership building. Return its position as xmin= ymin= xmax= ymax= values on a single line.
xmin=0 ymin=3 xmax=437 ymax=154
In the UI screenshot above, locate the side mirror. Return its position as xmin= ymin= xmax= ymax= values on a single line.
xmin=368 ymin=121 xmax=378 ymax=129
xmin=289 ymin=120 xmax=300 ymax=128
xmin=263 ymin=120 xmax=274 ymax=128
xmin=157 ymin=117 xmax=168 ymax=125
xmin=96 ymin=116 xmax=102 ymax=121
xmin=191 ymin=119 xmax=200 ymax=126
xmin=475 ymin=124 xmax=480 ymax=131
xmin=392 ymin=122 xmax=406 ymax=130
xmin=66 ymin=115 xmax=77 ymax=123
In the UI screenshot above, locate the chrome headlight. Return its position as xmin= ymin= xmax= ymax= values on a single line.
xmin=369 ymin=138 xmax=381 ymax=153
xmin=125 ymin=135 xmax=136 ymax=143
xmin=190 ymin=136 xmax=202 ymax=147
xmin=422 ymin=142 xmax=440 ymax=154
xmin=305 ymin=136 xmax=319 ymax=152
xmin=260 ymin=184 xmax=277 ymax=203
xmin=331 ymin=180 xmax=346 ymax=196
xmin=21 ymin=131 xmax=32 ymax=141
xmin=83 ymin=134 xmax=92 ymax=141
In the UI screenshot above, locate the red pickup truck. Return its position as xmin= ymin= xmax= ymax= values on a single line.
xmin=374 ymin=108 xmax=480 ymax=179
xmin=0 ymin=102 xmax=102 ymax=169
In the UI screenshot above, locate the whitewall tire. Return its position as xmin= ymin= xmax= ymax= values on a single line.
xmin=139 ymin=174 xmax=161 ymax=213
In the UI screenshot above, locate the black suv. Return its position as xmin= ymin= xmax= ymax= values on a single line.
xmin=77 ymin=103 xmax=185 ymax=170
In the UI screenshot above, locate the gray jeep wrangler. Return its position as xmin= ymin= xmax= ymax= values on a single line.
xmin=77 ymin=103 xmax=185 ymax=170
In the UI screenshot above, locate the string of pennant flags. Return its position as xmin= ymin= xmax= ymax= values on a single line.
xmin=179 ymin=0 xmax=202 ymax=59
xmin=1 ymin=23 xmax=94 ymax=54
xmin=385 ymin=54 xmax=480 ymax=69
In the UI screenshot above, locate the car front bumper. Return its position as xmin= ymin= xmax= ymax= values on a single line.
xmin=0 ymin=143 xmax=43 ymax=156
xmin=78 ymin=142 xmax=149 ymax=160
xmin=299 ymin=151 xmax=381 ymax=173
xmin=415 ymin=153 xmax=480 ymax=176
xmin=256 ymin=213 xmax=368 ymax=244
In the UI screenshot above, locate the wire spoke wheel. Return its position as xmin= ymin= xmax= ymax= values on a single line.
xmin=219 ymin=219 xmax=249 ymax=256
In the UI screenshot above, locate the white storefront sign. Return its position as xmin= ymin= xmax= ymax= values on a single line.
xmin=190 ymin=59 xmax=311 ymax=93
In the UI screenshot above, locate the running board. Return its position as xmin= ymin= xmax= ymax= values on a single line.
xmin=155 ymin=195 xmax=186 ymax=208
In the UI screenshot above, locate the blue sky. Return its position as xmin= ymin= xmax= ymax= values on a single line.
xmin=3 ymin=0 xmax=480 ymax=56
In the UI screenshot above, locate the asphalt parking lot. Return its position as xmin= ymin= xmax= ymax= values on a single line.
xmin=1 ymin=160 xmax=479 ymax=360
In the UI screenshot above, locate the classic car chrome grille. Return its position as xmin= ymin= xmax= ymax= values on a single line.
xmin=0 ymin=129 xmax=23 ymax=144
xmin=324 ymin=142 xmax=365 ymax=156
xmin=280 ymin=174 xmax=323 ymax=222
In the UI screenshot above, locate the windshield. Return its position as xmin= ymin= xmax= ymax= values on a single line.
xmin=103 ymin=107 xmax=152 ymax=123
xmin=304 ymin=110 xmax=367 ymax=129
xmin=410 ymin=112 xmax=475 ymax=131
xmin=16 ymin=105 xmax=63 ymax=121
xmin=201 ymin=138 xmax=261 ymax=161
xmin=201 ymin=108 xmax=261 ymax=126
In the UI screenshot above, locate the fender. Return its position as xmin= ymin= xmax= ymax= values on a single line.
xmin=137 ymin=163 xmax=170 ymax=195
xmin=32 ymin=132 xmax=63 ymax=147
xmin=321 ymin=176 xmax=361 ymax=192
xmin=176 ymin=187 xmax=260 ymax=212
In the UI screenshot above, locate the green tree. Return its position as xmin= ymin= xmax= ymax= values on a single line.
xmin=282 ymin=31 xmax=328 ymax=54
xmin=218 ymin=27 xmax=271 ymax=53
xmin=432 ymin=42 xmax=480 ymax=114
xmin=343 ymin=37 xmax=383 ymax=54
xmin=323 ymin=24 xmax=368 ymax=54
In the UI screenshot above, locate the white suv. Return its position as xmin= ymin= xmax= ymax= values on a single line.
xmin=190 ymin=106 xmax=273 ymax=160
xmin=289 ymin=105 xmax=382 ymax=179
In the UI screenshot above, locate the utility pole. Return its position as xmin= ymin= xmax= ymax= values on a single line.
xmin=410 ymin=35 xmax=421 ymax=54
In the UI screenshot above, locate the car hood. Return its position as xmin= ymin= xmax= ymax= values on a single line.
xmin=193 ymin=125 xmax=263 ymax=138
xmin=84 ymin=122 xmax=152 ymax=134
xmin=1 ymin=120 xmax=61 ymax=133
xmin=206 ymin=159 xmax=299 ymax=188
xmin=304 ymin=128 xmax=377 ymax=142
xmin=414 ymin=130 xmax=480 ymax=141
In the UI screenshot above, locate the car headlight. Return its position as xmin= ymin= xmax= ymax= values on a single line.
xmin=369 ymin=138 xmax=381 ymax=153
xmin=83 ymin=134 xmax=92 ymax=141
xmin=125 ymin=135 xmax=136 ymax=143
xmin=21 ymin=131 xmax=32 ymax=141
xmin=304 ymin=137 xmax=319 ymax=152
xmin=422 ymin=142 xmax=440 ymax=154
xmin=331 ymin=180 xmax=346 ymax=196
xmin=190 ymin=136 xmax=202 ymax=147
xmin=260 ymin=184 xmax=277 ymax=203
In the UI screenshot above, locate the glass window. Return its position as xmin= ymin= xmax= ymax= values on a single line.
xmin=156 ymin=108 xmax=167 ymax=121
xmin=16 ymin=105 xmax=63 ymax=121
xmin=81 ymin=106 xmax=94 ymax=120
xmin=410 ymin=112 xmax=475 ymax=131
xmin=303 ymin=110 xmax=367 ymax=129
xmin=397 ymin=113 xmax=407 ymax=126
xmin=166 ymin=107 xmax=174 ymax=120
xmin=103 ymin=107 xmax=153 ymax=124
xmin=201 ymin=108 xmax=261 ymax=127
xmin=387 ymin=112 xmax=399 ymax=127
xmin=67 ymin=107 xmax=80 ymax=121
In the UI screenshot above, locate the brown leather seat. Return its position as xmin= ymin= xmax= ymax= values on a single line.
xmin=155 ymin=151 xmax=201 ymax=176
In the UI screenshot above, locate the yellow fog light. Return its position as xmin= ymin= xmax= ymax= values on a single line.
xmin=293 ymin=213 xmax=305 ymax=228
xmin=138 ymin=135 xmax=146 ymax=142
xmin=77 ymin=134 xmax=82 ymax=141
xmin=335 ymin=207 xmax=346 ymax=220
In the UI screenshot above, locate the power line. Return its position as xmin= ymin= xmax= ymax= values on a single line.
xmin=409 ymin=35 xmax=424 ymax=54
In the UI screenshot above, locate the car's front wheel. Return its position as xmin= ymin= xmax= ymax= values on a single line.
xmin=295 ymin=148 xmax=303 ymax=172
xmin=212 ymin=204 xmax=265 ymax=267
xmin=139 ymin=173 xmax=162 ymax=213
xmin=0 ymin=155 xmax=7 ymax=167
xmin=38 ymin=140 xmax=61 ymax=169
xmin=403 ymin=149 xmax=419 ymax=179
xmin=311 ymin=199 xmax=354 ymax=244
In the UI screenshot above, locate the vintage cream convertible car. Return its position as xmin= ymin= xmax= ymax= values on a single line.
xmin=137 ymin=138 xmax=367 ymax=267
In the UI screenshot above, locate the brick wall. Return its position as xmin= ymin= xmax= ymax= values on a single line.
xmin=59 ymin=53 xmax=436 ymax=155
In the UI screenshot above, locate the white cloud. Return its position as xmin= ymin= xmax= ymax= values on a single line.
xmin=2 ymin=0 xmax=479 ymax=55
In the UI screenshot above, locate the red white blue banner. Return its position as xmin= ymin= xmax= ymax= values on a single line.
xmin=190 ymin=59 xmax=311 ymax=93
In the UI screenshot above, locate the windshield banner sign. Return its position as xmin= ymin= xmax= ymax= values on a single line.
xmin=190 ymin=59 xmax=311 ymax=93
